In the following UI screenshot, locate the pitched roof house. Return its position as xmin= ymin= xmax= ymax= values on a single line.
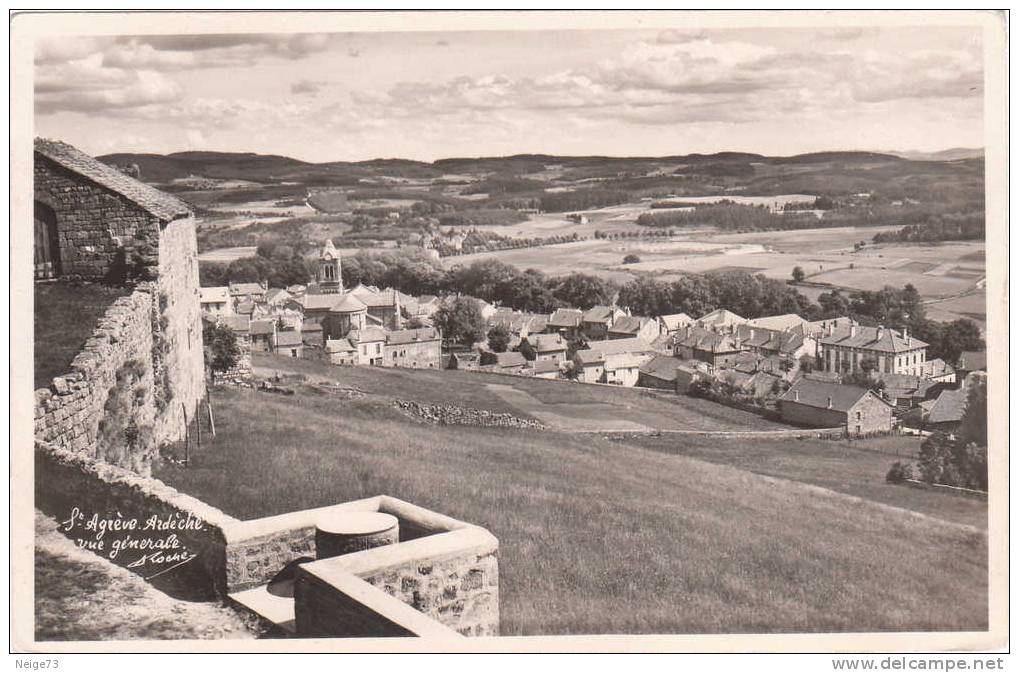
xmin=607 ymin=315 xmax=662 ymax=342
xmin=777 ymin=379 xmax=895 ymax=435
xmin=657 ymin=313 xmax=694 ymax=335
xmin=697 ymin=309 xmax=748 ymax=330
xmin=673 ymin=325 xmax=743 ymax=367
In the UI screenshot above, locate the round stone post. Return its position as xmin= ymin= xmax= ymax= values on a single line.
xmin=315 ymin=512 xmax=399 ymax=559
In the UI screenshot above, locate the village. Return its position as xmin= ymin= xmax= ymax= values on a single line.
xmin=199 ymin=239 xmax=986 ymax=438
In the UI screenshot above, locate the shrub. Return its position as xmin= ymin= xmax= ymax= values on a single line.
xmin=886 ymin=461 xmax=914 ymax=483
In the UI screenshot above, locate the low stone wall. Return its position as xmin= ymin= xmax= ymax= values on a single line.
xmin=295 ymin=526 xmax=499 ymax=638
xmin=224 ymin=496 xmax=500 ymax=638
xmin=394 ymin=399 xmax=545 ymax=430
xmin=34 ymin=441 xmax=240 ymax=598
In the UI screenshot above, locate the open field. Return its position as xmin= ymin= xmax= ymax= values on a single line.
xmin=197 ymin=245 xmax=259 ymax=263
xmin=251 ymin=353 xmax=787 ymax=432
xmin=34 ymin=511 xmax=257 ymax=641
xmin=623 ymin=434 xmax=987 ymax=529
xmin=156 ymin=383 xmax=987 ymax=635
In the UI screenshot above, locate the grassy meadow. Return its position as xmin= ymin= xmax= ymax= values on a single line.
xmin=156 ymin=383 xmax=988 ymax=635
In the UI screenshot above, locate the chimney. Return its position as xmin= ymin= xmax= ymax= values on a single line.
xmin=827 ymin=396 xmax=833 ymax=409
xmin=849 ymin=325 xmax=857 ymax=338
xmin=794 ymin=389 xmax=800 ymax=402
xmin=903 ymin=327 xmax=911 ymax=346
xmin=876 ymin=325 xmax=883 ymax=340
xmin=749 ymin=328 xmax=755 ymax=341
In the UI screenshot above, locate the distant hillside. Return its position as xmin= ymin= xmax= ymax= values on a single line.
xmin=97 ymin=148 xmax=983 ymax=201
xmin=886 ymin=148 xmax=984 ymax=162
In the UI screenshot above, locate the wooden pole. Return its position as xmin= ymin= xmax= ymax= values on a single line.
xmin=207 ymin=399 xmax=216 ymax=437
xmin=196 ymin=400 xmax=202 ymax=447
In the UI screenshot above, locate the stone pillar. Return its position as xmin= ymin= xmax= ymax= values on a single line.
xmin=316 ymin=512 xmax=399 ymax=559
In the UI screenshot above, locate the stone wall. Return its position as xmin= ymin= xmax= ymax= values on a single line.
xmin=34 ymin=219 xmax=206 ymax=474
xmin=34 ymin=441 xmax=239 ymax=598
xmin=360 ymin=544 xmax=499 ymax=637
xmin=154 ymin=216 xmax=207 ymax=444
xmin=34 ymin=156 xmax=161 ymax=281
xmin=34 ymin=286 xmax=158 ymax=473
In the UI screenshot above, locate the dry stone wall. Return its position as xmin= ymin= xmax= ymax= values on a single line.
xmin=34 ymin=156 xmax=162 ymax=281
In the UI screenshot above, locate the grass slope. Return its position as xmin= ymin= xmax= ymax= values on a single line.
xmin=156 ymin=385 xmax=987 ymax=635
xmin=252 ymin=352 xmax=787 ymax=432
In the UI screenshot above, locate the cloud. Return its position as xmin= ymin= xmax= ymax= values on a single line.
xmin=290 ymin=79 xmax=325 ymax=95
xmin=436 ymin=39 xmax=450 ymax=47
xmin=115 ymin=33 xmax=340 ymax=60
xmin=347 ymin=48 xmax=361 ymax=58
xmin=36 ymin=68 xmax=184 ymax=113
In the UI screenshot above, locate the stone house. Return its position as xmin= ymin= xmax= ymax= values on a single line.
xmin=485 ymin=350 xmax=529 ymax=375
xmin=697 ymin=308 xmax=747 ymax=332
xmin=34 ymin=138 xmax=206 ymax=468
xmin=325 ymin=338 xmax=357 ymax=366
xmin=607 ymin=315 xmax=662 ymax=343
xmin=229 ymin=281 xmax=267 ymax=305
xmin=529 ymin=333 xmax=568 ymax=363
xmin=656 ymin=313 xmax=694 ymax=336
xmin=447 ymin=351 xmax=480 ymax=371
xmin=819 ymin=324 xmax=929 ymax=377
xmin=637 ymin=354 xmax=686 ymax=391
xmin=383 ymin=327 xmax=442 ymax=369
xmin=673 ymin=325 xmax=743 ymax=368
xmin=574 ymin=350 xmax=641 ymax=386
xmin=581 ymin=305 xmax=627 ymax=340
xmin=532 ymin=359 xmax=562 ymax=380
xmin=348 ymin=327 xmax=387 ymax=366
xmin=546 ymin=308 xmax=584 ymax=339
xmin=199 ymin=286 xmax=232 ymax=316
xmin=249 ymin=319 xmax=276 ymax=352
xmin=733 ymin=324 xmax=815 ymax=362
xmin=274 ymin=328 xmax=304 ymax=358
xmin=777 ymin=379 xmax=895 ymax=435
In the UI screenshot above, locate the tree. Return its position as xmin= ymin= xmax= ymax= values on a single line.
xmin=203 ymin=320 xmax=241 ymax=385
xmin=551 ymin=273 xmax=616 ymax=310
xmin=623 ymin=254 xmax=641 ymax=264
xmin=791 ymin=266 xmax=806 ymax=282
xmin=487 ymin=325 xmax=511 ymax=353
xmin=433 ymin=297 xmax=487 ymax=347
xmin=959 ymin=376 xmax=987 ymax=447
xmin=517 ymin=338 xmax=537 ymax=361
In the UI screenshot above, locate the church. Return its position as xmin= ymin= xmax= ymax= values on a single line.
xmin=292 ymin=240 xmax=403 ymax=341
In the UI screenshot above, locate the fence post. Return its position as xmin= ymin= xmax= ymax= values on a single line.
xmin=207 ymin=399 xmax=216 ymax=437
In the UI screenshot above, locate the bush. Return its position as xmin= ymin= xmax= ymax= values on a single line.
xmin=623 ymin=254 xmax=641 ymax=265
xmin=886 ymin=461 xmax=914 ymax=483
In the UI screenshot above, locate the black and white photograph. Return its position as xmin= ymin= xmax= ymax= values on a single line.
xmin=10 ymin=9 xmax=1008 ymax=655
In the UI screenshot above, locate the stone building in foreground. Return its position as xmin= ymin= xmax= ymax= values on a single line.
xmin=34 ymin=138 xmax=206 ymax=474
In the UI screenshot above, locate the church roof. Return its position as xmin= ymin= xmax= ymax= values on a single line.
xmin=321 ymin=238 xmax=338 ymax=259
xmin=329 ymin=294 xmax=368 ymax=313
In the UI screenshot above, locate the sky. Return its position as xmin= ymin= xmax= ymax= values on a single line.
xmin=33 ymin=26 xmax=985 ymax=163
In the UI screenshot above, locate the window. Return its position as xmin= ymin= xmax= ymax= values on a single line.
xmin=856 ymin=411 xmax=862 ymax=420
xmin=291 ymin=348 xmax=298 ymax=357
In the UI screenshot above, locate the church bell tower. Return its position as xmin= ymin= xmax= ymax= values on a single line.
xmin=318 ymin=239 xmax=343 ymax=294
